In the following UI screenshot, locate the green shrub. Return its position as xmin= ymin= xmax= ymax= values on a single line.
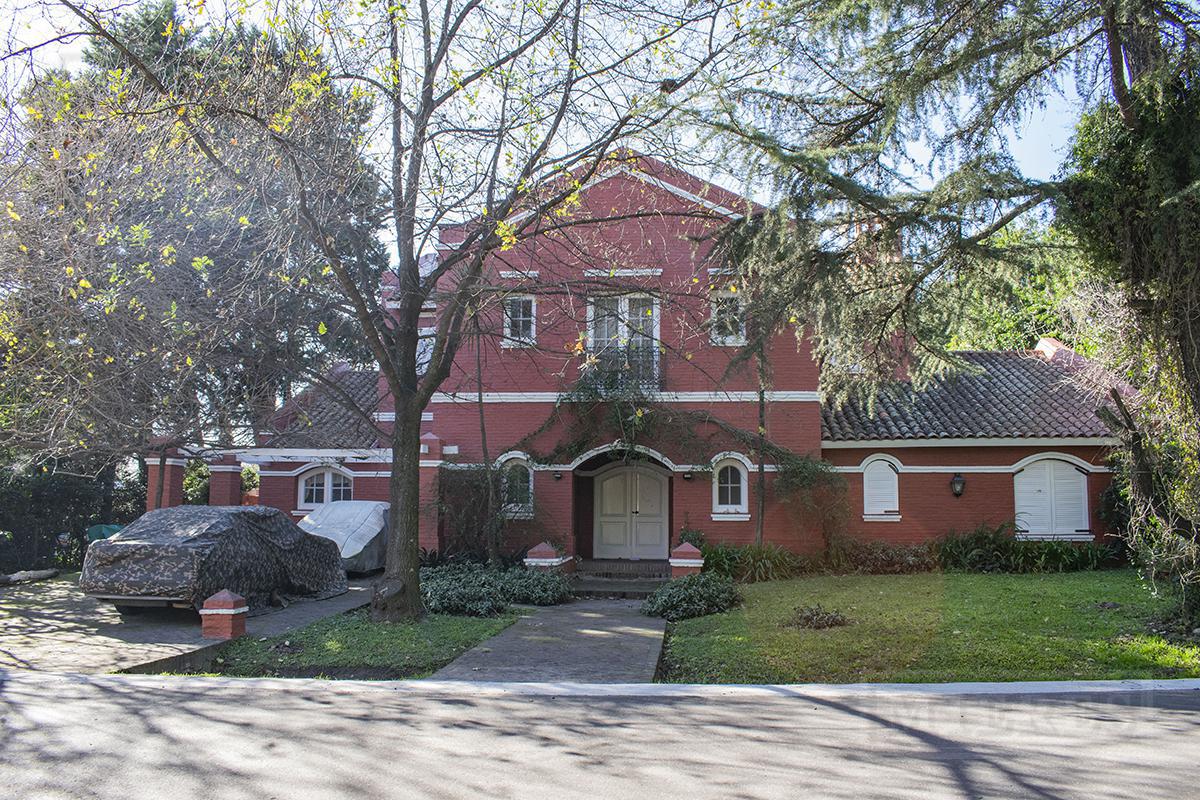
xmin=825 ymin=535 xmax=936 ymax=575
xmin=701 ymin=542 xmax=807 ymax=582
xmin=933 ymin=523 xmax=1123 ymax=573
xmin=641 ymin=573 xmax=741 ymax=621
xmin=678 ymin=526 xmax=706 ymax=548
xmin=498 ymin=567 xmax=574 ymax=605
xmin=419 ymin=563 xmax=573 ymax=615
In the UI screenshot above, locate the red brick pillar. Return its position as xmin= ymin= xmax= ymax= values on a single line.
xmin=523 ymin=541 xmax=576 ymax=573
xmin=418 ymin=434 xmax=442 ymax=552
xmin=207 ymin=456 xmax=243 ymax=507
xmin=669 ymin=542 xmax=704 ymax=578
xmin=199 ymin=590 xmax=248 ymax=639
xmin=146 ymin=451 xmax=186 ymax=511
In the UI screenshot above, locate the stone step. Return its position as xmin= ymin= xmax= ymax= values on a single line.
xmin=571 ymin=577 xmax=666 ymax=600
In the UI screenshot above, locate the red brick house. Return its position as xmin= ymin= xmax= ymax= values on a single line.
xmin=151 ymin=155 xmax=1116 ymax=561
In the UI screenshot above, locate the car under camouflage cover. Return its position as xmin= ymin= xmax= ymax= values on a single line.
xmin=80 ymin=506 xmax=348 ymax=610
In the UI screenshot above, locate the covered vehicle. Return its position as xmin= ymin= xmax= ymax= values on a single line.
xmin=80 ymin=506 xmax=347 ymax=611
xmin=298 ymin=501 xmax=389 ymax=573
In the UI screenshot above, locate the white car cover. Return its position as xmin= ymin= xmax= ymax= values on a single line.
xmin=298 ymin=501 xmax=389 ymax=573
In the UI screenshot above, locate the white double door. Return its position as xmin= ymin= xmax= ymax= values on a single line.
xmin=593 ymin=466 xmax=669 ymax=559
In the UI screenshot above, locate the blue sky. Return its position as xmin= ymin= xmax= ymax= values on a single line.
xmin=1004 ymin=91 xmax=1080 ymax=182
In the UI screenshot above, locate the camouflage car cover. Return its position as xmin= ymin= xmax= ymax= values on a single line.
xmin=80 ymin=506 xmax=348 ymax=610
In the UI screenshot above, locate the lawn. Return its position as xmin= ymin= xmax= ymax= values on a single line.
xmin=659 ymin=569 xmax=1200 ymax=683
xmin=211 ymin=609 xmax=517 ymax=680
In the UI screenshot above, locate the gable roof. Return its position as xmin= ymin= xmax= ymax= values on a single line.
xmin=820 ymin=351 xmax=1113 ymax=443
xmin=263 ymin=366 xmax=381 ymax=449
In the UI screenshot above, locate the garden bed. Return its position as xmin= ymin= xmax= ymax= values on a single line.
xmin=209 ymin=609 xmax=516 ymax=680
xmin=659 ymin=569 xmax=1200 ymax=683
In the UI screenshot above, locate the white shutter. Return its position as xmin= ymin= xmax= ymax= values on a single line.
xmin=863 ymin=461 xmax=899 ymax=516
xmin=1014 ymin=462 xmax=1052 ymax=536
xmin=1051 ymin=461 xmax=1089 ymax=537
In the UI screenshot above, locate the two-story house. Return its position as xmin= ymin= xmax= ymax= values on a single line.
xmin=154 ymin=154 xmax=1117 ymax=561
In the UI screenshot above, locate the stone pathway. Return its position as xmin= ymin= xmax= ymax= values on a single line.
xmin=0 ymin=575 xmax=372 ymax=674
xmin=431 ymin=599 xmax=666 ymax=683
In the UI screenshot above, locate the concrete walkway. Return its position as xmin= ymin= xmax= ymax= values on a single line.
xmin=0 ymin=575 xmax=372 ymax=674
xmin=431 ymin=599 xmax=666 ymax=683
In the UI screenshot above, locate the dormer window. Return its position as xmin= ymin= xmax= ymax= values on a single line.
xmin=503 ymin=296 xmax=536 ymax=347
xmin=710 ymin=289 xmax=746 ymax=346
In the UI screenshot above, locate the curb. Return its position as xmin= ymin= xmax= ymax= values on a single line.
xmin=30 ymin=671 xmax=1200 ymax=698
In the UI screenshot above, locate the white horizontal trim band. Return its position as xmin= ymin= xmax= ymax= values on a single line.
xmin=834 ymin=463 xmax=1110 ymax=475
xmin=583 ymin=268 xmax=663 ymax=277
xmin=498 ymin=270 xmax=539 ymax=279
xmin=198 ymin=606 xmax=249 ymax=616
xmin=373 ymin=412 xmax=434 ymax=422
xmin=524 ymin=556 xmax=572 ymax=566
xmin=669 ymin=558 xmax=705 ymax=567
xmin=822 ymin=437 xmax=1118 ymax=449
xmin=429 ymin=390 xmax=819 ymax=404
xmin=206 ymin=465 xmax=244 ymax=473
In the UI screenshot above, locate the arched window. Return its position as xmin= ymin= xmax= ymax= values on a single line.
xmin=712 ymin=457 xmax=749 ymax=519
xmin=862 ymin=457 xmax=900 ymax=521
xmin=500 ymin=460 xmax=534 ymax=518
xmin=1014 ymin=458 xmax=1090 ymax=540
xmin=298 ymin=468 xmax=353 ymax=509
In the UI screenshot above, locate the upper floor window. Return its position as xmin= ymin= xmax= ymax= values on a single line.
xmin=503 ymin=296 xmax=536 ymax=347
xmin=862 ymin=456 xmax=900 ymax=521
xmin=500 ymin=459 xmax=534 ymax=518
xmin=712 ymin=456 xmax=749 ymax=520
xmin=710 ymin=289 xmax=746 ymax=346
xmin=299 ymin=468 xmax=353 ymax=509
xmin=587 ymin=294 xmax=659 ymax=389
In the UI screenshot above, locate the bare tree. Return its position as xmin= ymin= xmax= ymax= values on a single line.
xmin=4 ymin=0 xmax=760 ymax=619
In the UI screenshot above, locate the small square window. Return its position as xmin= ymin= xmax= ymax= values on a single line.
xmin=503 ymin=297 xmax=536 ymax=346
xmin=711 ymin=292 xmax=746 ymax=346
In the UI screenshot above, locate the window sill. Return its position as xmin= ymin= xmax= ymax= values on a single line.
xmin=711 ymin=512 xmax=750 ymax=522
xmin=1015 ymin=532 xmax=1093 ymax=541
xmin=863 ymin=514 xmax=901 ymax=522
xmin=500 ymin=339 xmax=536 ymax=349
xmin=504 ymin=509 xmax=535 ymax=520
xmin=710 ymin=337 xmax=747 ymax=348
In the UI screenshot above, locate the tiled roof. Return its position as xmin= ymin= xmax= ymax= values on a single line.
xmin=264 ymin=367 xmax=382 ymax=449
xmin=820 ymin=351 xmax=1112 ymax=442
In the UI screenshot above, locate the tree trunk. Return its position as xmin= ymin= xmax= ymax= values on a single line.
xmin=98 ymin=461 xmax=116 ymax=522
xmin=371 ymin=401 xmax=427 ymax=621
xmin=475 ymin=330 xmax=501 ymax=565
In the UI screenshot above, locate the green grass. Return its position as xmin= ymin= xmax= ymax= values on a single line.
xmin=211 ymin=609 xmax=517 ymax=680
xmin=660 ymin=570 xmax=1200 ymax=683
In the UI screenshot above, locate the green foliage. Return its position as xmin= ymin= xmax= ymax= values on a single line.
xmin=947 ymin=224 xmax=1098 ymax=354
xmin=0 ymin=460 xmax=144 ymax=573
xmin=641 ymin=572 xmax=741 ymax=621
xmin=933 ymin=523 xmax=1123 ymax=573
xmin=824 ymin=534 xmax=937 ymax=575
xmin=419 ymin=564 xmax=573 ymax=616
xmin=701 ymin=542 xmax=808 ymax=583
xmin=677 ymin=526 xmax=705 ymax=548
xmin=182 ymin=460 xmax=210 ymax=506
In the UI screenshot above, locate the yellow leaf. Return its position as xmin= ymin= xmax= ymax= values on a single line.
xmin=317 ymin=322 xmax=328 ymax=335
xmin=78 ymin=278 xmax=92 ymax=289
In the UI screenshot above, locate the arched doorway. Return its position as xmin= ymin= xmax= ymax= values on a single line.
xmin=592 ymin=463 xmax=670 ymax=559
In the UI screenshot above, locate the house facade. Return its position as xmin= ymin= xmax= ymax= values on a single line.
xmin=150 ymin=155 xmax=1117 ymax=560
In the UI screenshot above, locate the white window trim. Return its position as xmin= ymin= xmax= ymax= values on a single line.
xmin=296 ymin=467 xmax=353 ymax=510
xmin=712 ymin=457 xmax=750 ymax=518
xmin=710 ymin=289 xmax=747 ymax=347
xmin=497 ymin=454 xmax=534 ymax=519
xmin=586 ymin=293 xmax=660 ymax=354
xmin=501 ymin=295 xmax=537 ymax=349
xmin=862 ymin=455 xmax=901 ymax=522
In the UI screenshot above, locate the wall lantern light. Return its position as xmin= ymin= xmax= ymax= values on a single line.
xmin=682 ymin=472 xmax=694 ymax=481
xmin=553 ymin=471 xmax=563 ymax=481
xmin=950 ymin=473 xmax=966 ymax=497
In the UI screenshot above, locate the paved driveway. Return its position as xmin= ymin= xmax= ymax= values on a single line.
xmin=432 ymin=599 xmax=665 ymax=682
xmin=0 ymin=575 xmax=371 ymax=673
xmin=2 ymin=672 xmax=1198 ymax=799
